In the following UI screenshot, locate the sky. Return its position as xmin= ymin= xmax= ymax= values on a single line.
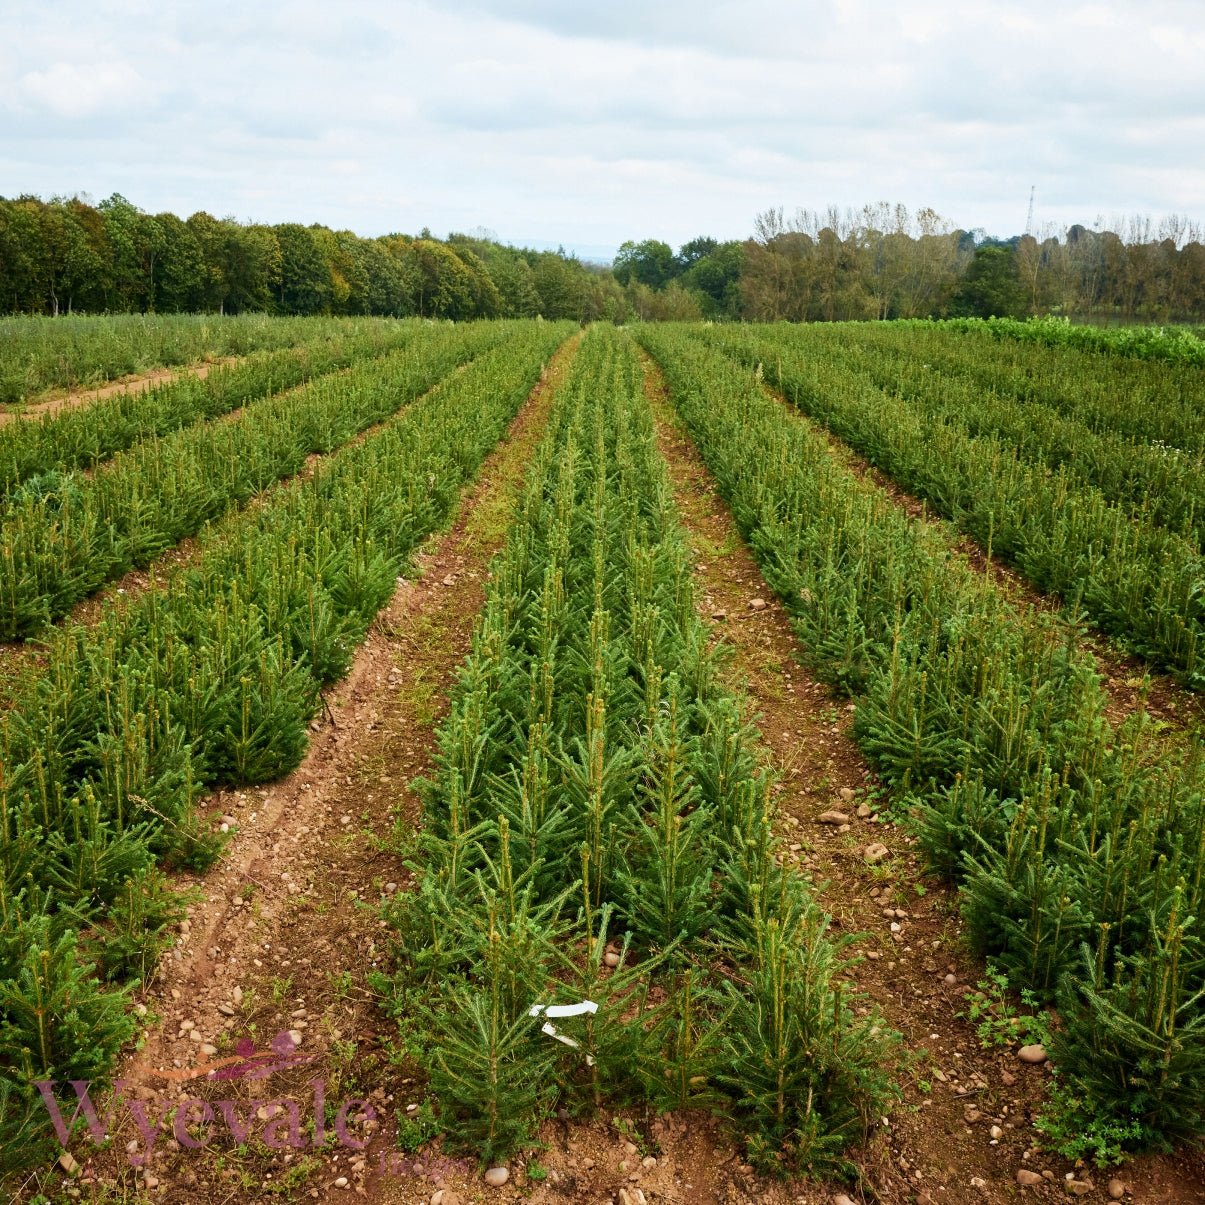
xmin=2 ymin=0 xmax=1203 ymax=262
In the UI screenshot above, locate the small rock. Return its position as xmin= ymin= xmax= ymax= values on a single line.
xmin=917 ymin=1194 xmax=934 ymax=1205
xmin=582 ymin=1157 xmax=595 ymax=1170
xmin=1017 ymin=1044 xmax=1047 ymax=1064
xmin=749 ymin=598 xmax=766 ymax=610
xmin=1001 ymin=1070 xmax=1016 ymax=1086
xmin=59 ymin=1152 xmax=79 ymax=1175
xmin=711 ymin=609 xmax=727 ymax=621
xmin=432 ymin=1193 xmax=464 ymax=1205
xmin=442 ymin=575 xmax=456 ymax=586
xmin=483 ymin=1167 xmax=509 ymax=1187
xmin=832 ymin=1195 xmax=856 ymax=1205
xmin=143 ymin=1174 xmax=159 ymax=1188
xmin=1107 ymin=1179 xmax=1126 ymax=1200
xmin=189 ymin=1029 xmax=203 ymax=1043
xmin=640 ymin=1156 xmax=657 ymax=1170
xmin=604 ymin=951 xmax=621 ymax=968
xmin=989 ymin=1125 xmax=1004 ymax=1139
xmin=1016 ymin=1169 xmax=1043 ymax=1186
xmin=856 ymin=803 xmax=872 ymax=818
xmin=385 ymin=882 xmax=398 ymax=893
xmin=963 ymin=1106 xmax=982 ymax=1123
xmin=232 ymin=986 xmax=243 ymax=1005
xmin=944 ymin=973 xmax=956 ymax=985
xmin=864 ymin=842 xmax=890 ymax=863
xmin=200 ymin=1043 xmax=218 ymax=1056
xmin=818 ymin=810 xmax=850 ymax=824
xmin=838 ymin=787 xmax=856 ymax=802
xmin=288 ymin=1029 xmax=303 ymax=1045
xmin=1068 ymin=1180 xmax=1094 ymax=1196
xmin=334 ymin=1176 xmax=348 ymax=1188
xmin=970 ymin=1177 xmax=987 ymax=1189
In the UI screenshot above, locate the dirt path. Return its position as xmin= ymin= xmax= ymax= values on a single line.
xmin=0 ymin=357 xmax=240 ymax=424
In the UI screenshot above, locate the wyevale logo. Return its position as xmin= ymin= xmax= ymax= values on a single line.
xmin=35 ymin=1030 xmax=467 ymax=1174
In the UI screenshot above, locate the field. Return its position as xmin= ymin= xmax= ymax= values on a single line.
xmin=2 ymin=315 xmax=1204 ymax=1205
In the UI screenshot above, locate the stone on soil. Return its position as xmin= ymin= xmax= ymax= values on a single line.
xmin=483 ymin=1167 xmax=509 ymax=1187
xmin=1016 ymin=1169 xmax=1043 ymax=1186
xmin=864 ymin=842 xmax=890 ymax=863
xmin=1108 ymin=1179 xmax=1126 ymax=1200
xmin=1017 ymin=1044 xmax=1047 ymax=1063
xmin=818 ymin=810 xmax=850 ymax=824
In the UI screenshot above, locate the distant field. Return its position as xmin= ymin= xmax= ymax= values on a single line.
xmin=0 ymin=312 xmax=420 ymax=405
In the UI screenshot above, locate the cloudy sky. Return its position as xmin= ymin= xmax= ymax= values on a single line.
xmin=2 ymin=1 xmax=1202 ymax=259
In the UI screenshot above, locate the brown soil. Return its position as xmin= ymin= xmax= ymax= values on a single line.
xmin=645 ymin=359 xmax=1205 ymax=1204
xmin=0 ymin=358 xmax=240 ymax=424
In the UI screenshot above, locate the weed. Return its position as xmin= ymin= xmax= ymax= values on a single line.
xmin=395 ymin=1101 xmax=442 ymax=1152
xmin=961 ymin=965 xmax=1050 ymax=1050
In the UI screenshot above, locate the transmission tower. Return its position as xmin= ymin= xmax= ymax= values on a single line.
xmin=1025 ymin=185 xmax=1035 ymax=236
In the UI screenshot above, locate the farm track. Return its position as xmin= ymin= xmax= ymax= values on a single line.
xmin=14 ymin=334 xmax=584 ymax=1205
xmin=0 ymin=356 xmax=242 ymax=424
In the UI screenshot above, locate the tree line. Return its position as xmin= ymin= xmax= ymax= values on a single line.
xmin=0 ymin=194 xmax=627 ymax=322
xmin=618 ymin=204 xmax=1205 ymax=324
xmin=4 ymin=193 xmax=1204 ymax=324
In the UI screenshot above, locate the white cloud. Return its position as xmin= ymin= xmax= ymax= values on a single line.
xmin=0 ymin=0 xmax=1202 ymax=255
xmin=19 ymin=61 xmax=144 ymax=118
